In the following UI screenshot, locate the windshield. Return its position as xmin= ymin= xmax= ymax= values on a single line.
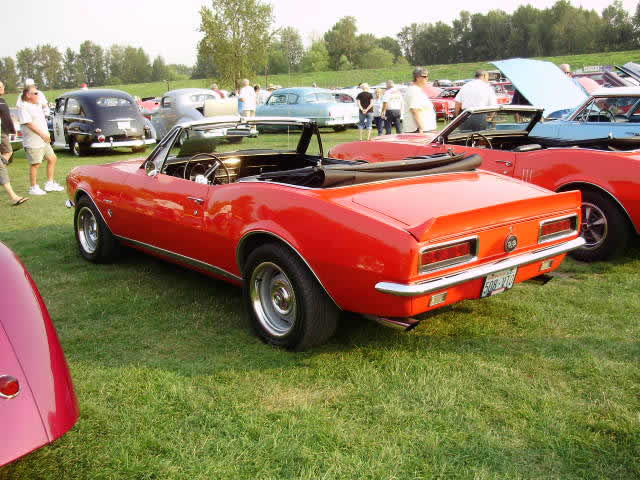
xmin=96 ymin=97 xmax=133 ymax=107
xmin=150 ymin=121 xmax=322 ymax=173
xmin=448 ymin=110 xmax=537 ymax=137
xmin=574 ymin=96 xmax=640 ymax=121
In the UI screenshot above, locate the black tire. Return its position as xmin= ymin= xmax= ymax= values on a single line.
xmin=69 ymin=137 xmax=90 ymax=157
xmin=570 ymin=190 xmax=630 ymax=262
xmin=243 ymin=243 xmax=339 ymax=351
xmin=131 ymin=145 xmax=147 ymax=153
xmin=74 ymin=196 xmax=119 ymax=263
xmin=332 ymin=125 xmax=347 ymax=132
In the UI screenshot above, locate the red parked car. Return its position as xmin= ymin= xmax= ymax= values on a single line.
xmin=0 ymin=242 xmax=78 ymax=467
xmin=65 ymin=116 xmax=584 ymax=350
xmin=330 ymin=105 xmax=639 ymax=262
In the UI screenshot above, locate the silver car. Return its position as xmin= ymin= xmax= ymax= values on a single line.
xmin=150 ymin=88 xmax=236 ymax=140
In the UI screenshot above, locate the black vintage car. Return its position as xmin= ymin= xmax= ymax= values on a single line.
xmin=51 ymin=89 xmax=155 ymax=156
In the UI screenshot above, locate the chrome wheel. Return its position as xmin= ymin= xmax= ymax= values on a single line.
xmin=250 ymin=262 xmax=297 ymax=337
xmin=71 ymin=140 xmax=80 ymax=157
xmin=581 ymin=201 xmax=608 ymax=250
xmin=76 ymin=206 xmax=98 ymax=254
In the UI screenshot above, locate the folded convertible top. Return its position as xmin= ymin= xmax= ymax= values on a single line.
xmin=254 ymin=153 xmax=482 ymax=188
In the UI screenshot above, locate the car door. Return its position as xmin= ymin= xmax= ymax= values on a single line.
xmin=260 ymin=93 xmax=287 ymax=117
xmin=152 ymin=96 xmax=174 ymax=139
xmin=117 ymin=134 xmax=210 ymax=260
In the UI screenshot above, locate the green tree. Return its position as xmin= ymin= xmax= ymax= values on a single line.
xmin=602 ymin=0 xmax=634 ymax=50
xmin=199 ymin=0 xmax=274 ymax=84
xmin=324 ymin=16 xmax=358 ymax=69
xmin=35 ymin=44 xmax=63 ymax=89
xmin=106 ymin=45 xmax=126 ymax=84
xmin=0 ymin=57 xmax=19 ymax=92
xmin=377 ymin=36 xmax=402 ymax=61
xmin=336 ymin=54 xmax=353 ymax=71
xmin=61 ymin=48 xmax=81 ymax=88
xmin=301 ymin=41 xmax=329 ymax=72
xmin=192 ymin=40 xmax=218 ymax=79
xmin=16 ymin=48 xmax=37 ymax=84
xmin=280 ymin=26 xmax=304 ymax=73
xmin=77 ymin=41 xmax=106 ymax=86
xmin=359 ymin=47 xmax=393 ymax=69
xmin=267 ymin=41 xmax=288 ymax=75
xmin=151 ymin=56 xmax=169 ymax=81
xmin=397 ymin=23 xmax=423 ymax=65
xmin=121 ymin=47 xmax=151 ymax=83
xmin=354 ymin=33 xmax=377 ymax=66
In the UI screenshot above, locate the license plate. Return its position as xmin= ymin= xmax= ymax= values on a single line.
xmin=481 ymin=267 xmax=517 ymax=298
xmin=117 ymin=121 xmax=130 ymax=129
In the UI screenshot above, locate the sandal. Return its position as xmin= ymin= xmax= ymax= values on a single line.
xmin=12 ymin=197 xmax=29 ymax=206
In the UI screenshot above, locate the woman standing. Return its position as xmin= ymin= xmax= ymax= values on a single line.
xmin=372 ymin=88 xmax=385 ymax=136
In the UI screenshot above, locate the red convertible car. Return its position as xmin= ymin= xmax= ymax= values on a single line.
xmin=330 ymin=105 xmax=640 ymax=262
xmin=0 ymin=242 xmax=78 ymax=467
xmin=65 ymin=116 xmax=584 ymax=350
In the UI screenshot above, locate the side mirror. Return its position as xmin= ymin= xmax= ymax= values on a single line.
xmin=145 ymin=161 xmax=158 ymax=177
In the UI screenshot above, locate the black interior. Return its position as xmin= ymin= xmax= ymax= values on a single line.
xmin=446 ymin=132 xmax=640 ymax=152
xmin=162 ymin=150 xmax=480 ymax=188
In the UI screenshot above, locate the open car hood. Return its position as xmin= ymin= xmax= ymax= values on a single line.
xmin=491 ymin=58 xmax=587 ymax=116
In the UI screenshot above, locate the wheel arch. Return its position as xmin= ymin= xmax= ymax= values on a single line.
xmin=236 ymin=230 xmax=342 ymax=310
xmin=556 ymin=181 xmax=638 ymax=234
xmin=73 ymin=189 xmax=114 ymax=234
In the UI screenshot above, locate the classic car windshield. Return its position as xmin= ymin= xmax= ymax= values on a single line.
xmin=96 ymin=97 xmax=133 ymax=107
xmin=574 ymin=96 xmax=640 ymax=121
xmin=448 ymin=110 xmax=537 ymax=137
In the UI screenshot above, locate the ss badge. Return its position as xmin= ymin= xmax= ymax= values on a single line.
xmin=504 ymin=234 xmax=518 ymax=253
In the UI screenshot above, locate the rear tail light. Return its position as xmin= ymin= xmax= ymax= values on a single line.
xmin=98 ymin=135 xmax=105 ymax=143
xmin=539 ymin=215 xmax=578 ymax=243
xmin=17 ymin=131 xmax=23 ymax=138
xmin=419 ymin=237 xmax=478 ymax=274
xmin=0 ymin=375 xmax=20 ymax=399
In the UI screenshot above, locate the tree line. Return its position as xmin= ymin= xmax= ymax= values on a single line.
xmin=3 ymin=0 xmax=640 ymax=93
xmin=0 ymin=41 xmax=192 ymax=93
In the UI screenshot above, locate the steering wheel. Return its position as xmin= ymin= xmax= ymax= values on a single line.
xmin=183 ymin=153 xmax=231 ymax=185
xmin=465 ymin=132 xmax=493 ymax=149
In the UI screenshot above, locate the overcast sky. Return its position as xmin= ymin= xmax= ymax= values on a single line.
xmin=2 ymin=0 xmax=637 ymax=66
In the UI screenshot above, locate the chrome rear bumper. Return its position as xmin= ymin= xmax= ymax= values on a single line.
xmin=376 ymin=237 xmax=585 ymax=297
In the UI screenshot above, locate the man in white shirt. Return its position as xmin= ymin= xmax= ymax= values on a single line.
xmin=454 ymin=70 xmax=497 ymax=115
xmin=239 ymin=79 xmax=257 ymax=117
xmin=16 ymin=79 xmax=50 ymax=117
xmin=403 ymin=67 xmax=437 ymax=133
xmin=380 ymin=80 xmax=404 ymax=134
xmin=17 ymin=85 xmax=63 ymax=195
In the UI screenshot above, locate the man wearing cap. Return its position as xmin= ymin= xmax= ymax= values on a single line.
xmin=17 ymin=85 xmax=63 ymax=195
xmin=380 ymin=80 xmax=404 ymax=134
xmin=403 ymin=67 xmax=436 ymax=134
xmin=16 ymin=79 xmax=49 ymax=116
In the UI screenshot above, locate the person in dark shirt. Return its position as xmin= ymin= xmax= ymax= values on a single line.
xmin=356 ymin=83 xmax=374 ymax=140
xmin=0 ymin=81 xmax=28 ymax=205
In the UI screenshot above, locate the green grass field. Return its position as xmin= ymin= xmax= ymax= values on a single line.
xmin=0 ymin=124 xmax=638 ymax=479
xmin=4 ymin=49 xmax=640 ymax=106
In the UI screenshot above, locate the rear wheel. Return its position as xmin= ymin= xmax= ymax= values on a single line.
xmin=570 ymin=190 xmax=630 ymax=262
xmin=74 ymin=197 xmax=119 ymax=262
xmin=131 ymin=145 xmax=146 ymax=153
xmin=69 ymin=137 xmax=90 ymax=157
xmin=243 ymin=243 xmax=339 ymax=350
xmin=333 ymin=125 xmax=347 ymax=132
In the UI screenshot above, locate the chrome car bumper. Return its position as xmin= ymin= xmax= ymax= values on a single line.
xmin=376 ymin=237 xmax=585 ymax=297
xmin=89 ymin=138 xmax=156 ymax=148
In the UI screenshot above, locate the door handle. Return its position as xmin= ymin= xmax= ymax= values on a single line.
xmin=187 ymin=196 xmax=204 ymax=204
xmin=495 ymin=160 xmax=512 ymax=166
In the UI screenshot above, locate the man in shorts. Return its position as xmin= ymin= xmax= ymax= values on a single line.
xmin=17 ymin=85 xmax=63 ymax=195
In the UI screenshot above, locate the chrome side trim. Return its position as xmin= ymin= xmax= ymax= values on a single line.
xmin=116 ymin=235 xmax=242 ymax=283
xmin=376 ymin=237 xmax=586 ymax=297
xmin=236 ymin=230 xmax=342 ymax=309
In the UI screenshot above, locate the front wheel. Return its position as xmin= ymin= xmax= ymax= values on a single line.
xmin=131 ymin=145 xmax=146 ymax=153
xmin=74 ymin=197 xmax=119 ymax=262
xmin=570 ymin=190 xmax=630 ymax=262
xmin=243 ymin=243 xmax=339 ymax=350
xmin=332 ymin=125 xmax=347 ymax=132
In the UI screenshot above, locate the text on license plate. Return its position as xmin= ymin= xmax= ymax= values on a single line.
xmin=481 ymin=267 xmax=517 ymax=298
xmin=117 ymin=121 xmax=131 ymax=129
